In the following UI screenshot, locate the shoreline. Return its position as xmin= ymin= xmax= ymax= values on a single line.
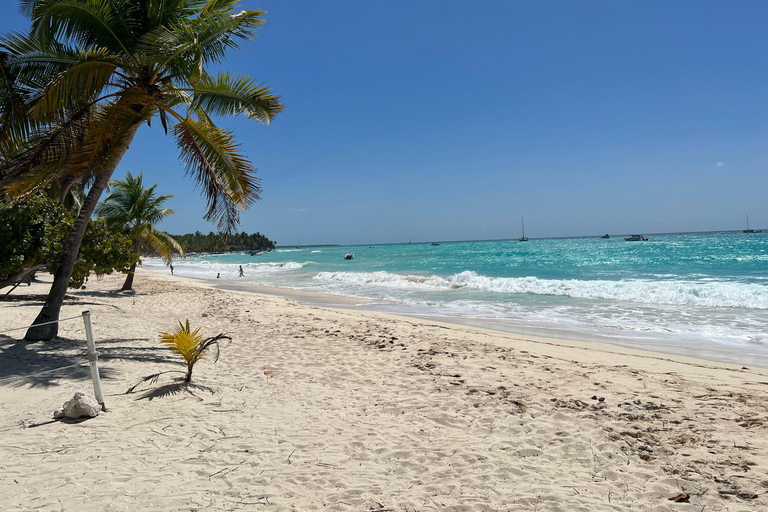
xmin=145 ymin=268 xmax=768 ymax=373
xmin=143 ymin=269 xmax=768 ymax=384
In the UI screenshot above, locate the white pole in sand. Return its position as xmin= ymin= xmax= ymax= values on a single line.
xmin=82 ymin=311 xmax=106 ymax=412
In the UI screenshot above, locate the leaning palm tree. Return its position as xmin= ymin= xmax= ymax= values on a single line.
xmin=0 ymin=1 xmax=283 ymax=340
xmin=97 ymin=171 xmax=183 ymax=290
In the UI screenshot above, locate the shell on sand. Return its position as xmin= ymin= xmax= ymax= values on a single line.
xmin=53 ymin=391 xmax=100 ymax=419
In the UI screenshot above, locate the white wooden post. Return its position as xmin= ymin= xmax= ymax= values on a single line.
xmin=82 ymin=311 xmax=106 ymax=412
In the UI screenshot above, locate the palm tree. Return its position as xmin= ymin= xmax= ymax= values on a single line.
xmin=0 ymin=1 xmax=283 ymax=340
xmin=97 ymin=171 xmax=183 ymax=290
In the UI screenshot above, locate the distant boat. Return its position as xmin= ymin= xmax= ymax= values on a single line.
xmin=601 ymin=234 xmax=610 ymax=239
xmin=744 ymin=215 xmax=761 ymax=233
xmin=431 ymin=242 xmax=440 ymax=246
xmin=408 ymin=237 xmax=412 ymax=244
xmin=344 ymin=253 xmax=354 ymax=260
xmin=297 ymin=236 xmax=301 ymax=249
xmin=249 ymin=250 xmax=264 ymax=256
xmin=518 ymin=217 xmax=528 ymax=242
xmin=625 ymin=234 xmax=649 ymax=241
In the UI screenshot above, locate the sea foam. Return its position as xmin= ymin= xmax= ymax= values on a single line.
xmin=313 ymin=270 xmax=768 ymax=309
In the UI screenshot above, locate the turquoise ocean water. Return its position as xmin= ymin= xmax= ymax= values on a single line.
xmin=145 ymin=232 xmax=768 ymax=367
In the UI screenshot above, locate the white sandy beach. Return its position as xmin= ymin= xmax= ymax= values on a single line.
xmin=1 ymin=269 xmax=767 ymax=511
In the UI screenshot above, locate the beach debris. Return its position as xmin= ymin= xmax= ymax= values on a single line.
xmin=668 ymin=493 xmax=690 ymax=503
xmin=264 ymin=371 xmax=273 ymax=376
xmin=54 ymin=391 xmax=101 ymax=419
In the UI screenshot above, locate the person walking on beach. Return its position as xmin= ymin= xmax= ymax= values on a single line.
xmin=169 ymin=264 xmax=174 ymax=275
xmin=216 ymin=273 xmax=220 ymax=279
xmin=239 ymin=265 xmax=244 ymax=277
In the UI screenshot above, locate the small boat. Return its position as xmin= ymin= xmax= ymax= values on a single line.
xmin=297 ymin=236 xmax=301 ymax=249
xmin=518 ymin=217 xmax=528 ymax=242
xmin=624 ymin=235 xmax=649 ymax=241
xmin=248 ymin=250 xmax=264 ymax=256
xmin=344 ymin=253 xmax=354 ymax=260
xmin=431 ymin=242 xmax=440 ymax=246
xmin=601 ymin=234 xmax=610 ymax=239
xmin=744 ymin=214 xmax=761 ymax=233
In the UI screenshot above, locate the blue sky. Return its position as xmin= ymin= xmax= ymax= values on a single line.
xmin=2 ymin=1 xmax=767 ymax=244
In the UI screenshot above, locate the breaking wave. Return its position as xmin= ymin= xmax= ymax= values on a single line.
xmin=313 ymin=270 xmax=768 ymax=309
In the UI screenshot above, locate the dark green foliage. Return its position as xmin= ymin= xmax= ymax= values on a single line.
xmin=0 ymin=193 xmax=68 ymax=276
xmin=67 ymin=218 xmax=137 ymax=288
xmin=0 ymin=194 xmax=136 ymax=288
xmin=170 ymin=230 xmax=276 ymax=254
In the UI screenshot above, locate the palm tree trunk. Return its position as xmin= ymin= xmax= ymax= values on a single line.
xmin=121 ymin=262 xmax=137 ymax=290
xmin=24 ymin=124 xmax=141 ymax=341
xmin=121 ymin=237 xmax=142 ymax=291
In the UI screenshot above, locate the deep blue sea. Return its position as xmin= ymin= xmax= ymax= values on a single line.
xmin=145 ymin=232 xmax=768 ymax=367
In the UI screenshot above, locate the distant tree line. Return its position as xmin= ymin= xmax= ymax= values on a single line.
xmin=164 ymin=231 xmax=276 ymax=254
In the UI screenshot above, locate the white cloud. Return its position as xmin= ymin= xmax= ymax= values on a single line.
xmin=715 ymin=162 xmax=725 ymax=167
xmin=287 ymin=207 xmax=309 ymax=213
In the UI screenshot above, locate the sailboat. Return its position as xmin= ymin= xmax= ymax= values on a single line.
xmin=744 ymin=215 xmax=761 ymax=233
xmin=297 ymin=236 xmax=301 ymax=248
xmin=518 ymin=217 xmax=529 ymax=242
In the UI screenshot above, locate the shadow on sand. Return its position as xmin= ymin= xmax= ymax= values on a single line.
xmin=131 ymin=380 xmax=216 ymax=401
xmin=0 ymin=334 xmax=179 ymax=388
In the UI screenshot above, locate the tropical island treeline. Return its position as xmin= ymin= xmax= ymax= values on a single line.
xmin=168 ymin=231 xmax=276 ymax=254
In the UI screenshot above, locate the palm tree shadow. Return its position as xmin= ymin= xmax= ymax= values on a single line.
xmin=0 ymin=335 xmax=175 ymax=388
xmin=0 ymin=335 xmax=120 ymax=388
xmin=134 ymin=380 xmax=215 ymax=401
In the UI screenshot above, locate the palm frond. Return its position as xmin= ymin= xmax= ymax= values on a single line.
xmin=0 ymin=105 xmax=94 ymax=196
xmin=190 ymin=72 xmax=283 ymax=123
xmin=173 ymin=117 xmax=260 ymax=232
xmin=164 ymin=89 xmax=214 ymax=124
xmin=33 ymin=47 xmax=122 ymax=118
xmin=139 ymin=8 xmax=265 ymax=83
xmin=146 ymin=228 xmax=184 ymax=263
xmin=0 ymin=33 xmax=82 ymax=97
xmin=160 ymin=319 xmax=204 ymax=362
xmin=19 ymin=1 xmax=43 ymax=18
xmin=199 ymin=0 xmax=240 ymax=14
xmin=28 ymin=0 xmax=140 ymax=60
xmin=143 ymin=0 xmax=191 ymax=31
xmin=65 ymin=96 xmax=152 ymax=182
xmin=0 ymin=51 xmax=38 ymax=157
xmin=98 ymin=170 xmax=172 ymax=220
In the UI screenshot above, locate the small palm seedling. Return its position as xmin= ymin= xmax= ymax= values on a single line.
xmin=126 ymin=320 xmax=230 ymax=398
xmin=160 ymin=320 xmax=227 ymax=383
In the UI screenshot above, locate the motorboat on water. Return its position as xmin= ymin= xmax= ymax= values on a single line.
xmin=601 ymin=234 xmax=610 ymax=239
xmin=624 ymin=234 xmax=649 ymax=241
xmin=431 ymin=242 xmax=440 ymax=246
xmin=344 ymin=253 xmax=354 ymax=260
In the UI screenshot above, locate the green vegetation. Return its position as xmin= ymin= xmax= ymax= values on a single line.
xmin=0 ymin=193 xmax=136 ymax=290
xmin=172 ymin=231 xmax=275 ymax=254
xmin=159 ymin=320 xmax=228 ymax=383
xmin=97 ymin=172 xmax=183 ymax=290
xmin=0 ymin=1 xmax=283 ymax=340
xmin=126 ymin=320 xmax=229 ymax=396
